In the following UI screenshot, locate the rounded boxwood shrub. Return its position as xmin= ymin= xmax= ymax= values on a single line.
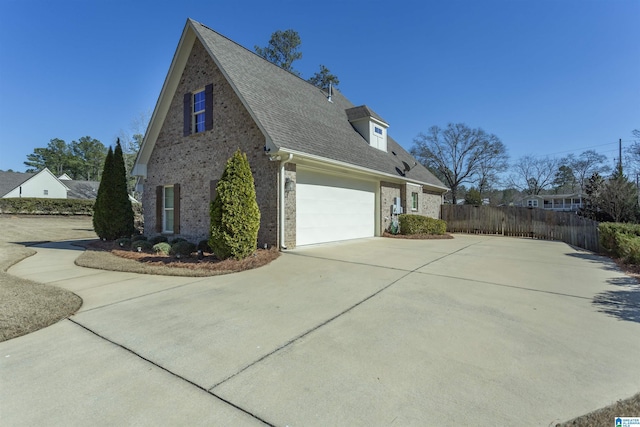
xmin=398 ymin=214 xmax=447 ymax=235
xmin=115 ymin=237 xmax=132 ymax=249
xmin=132 ymin=235 xmax=147 ymax=242
xmin=132 ymin=240 xmax=153 ymax=252
xmin=170 ymin=241 xmax=196 ymax=257
xmin=152 ymin=242 xmax=171 ymax=255
xmin=209 ymin=149 xmax=261 ymax=260
xmin=148 ymin=235 xmax=168 ymax=245
xmin=170 ymin=237 xmax=188 ymax=245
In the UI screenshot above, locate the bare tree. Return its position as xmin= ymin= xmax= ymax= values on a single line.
xmin=509 ymin=155 xmax=560 ymax=195
xmin=476 ymin=137 xmax=509 ymax=196
xmin=564 ymin=150 xmax=610 ymax=192
xmin=624 ymin=129 xmax=640 ymax=175
xmin=411 ymin=123 xmax=508 ymax=204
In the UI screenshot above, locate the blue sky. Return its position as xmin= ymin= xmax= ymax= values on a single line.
xmin=0 ymin=0 xmax=638 ymax=173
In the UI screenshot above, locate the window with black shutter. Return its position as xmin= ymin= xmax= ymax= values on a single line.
xmin=183 ymin=83 xmax=213 ymax=136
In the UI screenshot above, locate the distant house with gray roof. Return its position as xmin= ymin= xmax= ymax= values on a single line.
xmin=133 ymin=19 xmax=448 ymax=248
xmin=0 ymin=168 xmax=69 ymax=199
xmin=0 ymin=168 xmax=100 ymax=200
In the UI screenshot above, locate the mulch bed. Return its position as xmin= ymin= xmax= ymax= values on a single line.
xmin=382 ymin=231 xmax=454 ymax=240
xmin=84 ymin=240 xmax=279 ymax=273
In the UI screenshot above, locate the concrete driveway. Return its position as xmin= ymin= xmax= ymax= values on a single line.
xmin=1 ymin=235 xmax=639 ymax=425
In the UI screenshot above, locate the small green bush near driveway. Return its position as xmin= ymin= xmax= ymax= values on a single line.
xmin=170 ymin=240 xmax=196 ymax=257
xmin=153 ymin=242 xmax=171 ymax=255
xmin=599 ymin=222 xmax=640 ymax=265
xmin=398 ymin=214 xmax=447 ymax=235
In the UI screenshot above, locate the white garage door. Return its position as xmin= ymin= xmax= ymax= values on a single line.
xmin=296 ymin=168 xmax=376 ymax=246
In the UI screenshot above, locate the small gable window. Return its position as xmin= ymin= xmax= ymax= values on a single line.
xmin=374 ymin=127 xmax=383 ymax=135
xmin=183 ymin=83 xmax=213 ymax=136
xmin=193 ymin=90 xmax=206 ymax=133
xmin=43 ymin=189 xmax=48 ymax=196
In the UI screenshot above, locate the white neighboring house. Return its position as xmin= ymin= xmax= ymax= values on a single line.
xmin=0 ymin=168 xmax=69 ymax=199
xmin=520 ymin=193 xmax=583 ymax=212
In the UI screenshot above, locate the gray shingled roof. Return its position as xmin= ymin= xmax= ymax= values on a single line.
xmin=66 ymin=180 xmax=99 ymax=199
xmin=0 ymin=171 xmax=34 ymax=197
xmin=345 ymin=105 xmax=388 ymax=124
xmin=191 ymin=20 xmax=446 ymax=190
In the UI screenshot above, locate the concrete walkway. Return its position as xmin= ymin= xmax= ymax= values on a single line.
xmin=1 ymin=235 xmax=639 ymax=425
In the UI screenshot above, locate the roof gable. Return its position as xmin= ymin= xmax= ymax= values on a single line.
xmin=135 ymin=19 xmax=446 ymax=190
xmin=0 ymin=168 xmax=69 ymax=197
xmin=0 ymin=171 xmax=34 ymax=197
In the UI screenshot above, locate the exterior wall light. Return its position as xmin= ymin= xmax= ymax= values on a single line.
xmin=285 ymin=177 xmax=295 ymax=192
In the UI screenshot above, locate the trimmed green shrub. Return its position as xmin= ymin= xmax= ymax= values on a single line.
xmin=115 ymin=238 xmax=132 ymax=249
xmin=209 ymin=149 xmax=261 ymax=260
xmin=0 ymin=198 xmax=94 ymax=215
xmin=398 ymin=214 xmax=447 ymax=235
xmin=170 ymin=241 xmax=196 ymax=257
xmin=148 ymin=235 xmax=168 ymax=245
xmin=132 ymin=240 xmax=153 ymax=252
xmin=599 ymin=222 xmax=640 ymax=264
xmin=131 ymin=235 xmax=147 ymax=242
xmin=197 ymin=240 xmax=212 ymax=253
xmin=170 ymin=237 xmax=188 ymax=245
xmin=153 ymin=242 xmax=171 ymax=255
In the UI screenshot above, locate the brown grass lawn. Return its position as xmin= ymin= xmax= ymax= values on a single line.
xmin=0 ymin=215 xmax=638 ymax=422
xmin=0 ymin=215 xmax=96 ymax=341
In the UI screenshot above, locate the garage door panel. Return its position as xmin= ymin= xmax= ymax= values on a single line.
xmin=296 ymin=169 xmax=376 ymax=246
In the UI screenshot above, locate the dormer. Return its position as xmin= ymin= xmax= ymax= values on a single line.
xmin=346 ymin=105 xmax=389 ymax=152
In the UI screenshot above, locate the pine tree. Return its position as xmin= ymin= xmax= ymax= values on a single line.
xmin=209 ymin=149 xmax=261 ymax=260
xmin=602 ymin=167 xmax=639 ymax=223
xmin=92 ymin=139 xmax=135 ymax=239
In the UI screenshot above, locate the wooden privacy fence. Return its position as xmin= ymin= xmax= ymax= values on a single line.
xmin=441 ymin=205 xmax=600 ymax=252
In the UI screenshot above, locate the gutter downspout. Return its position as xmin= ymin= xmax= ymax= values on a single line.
xmin=280 ymin=153 xmax=293 ymax=250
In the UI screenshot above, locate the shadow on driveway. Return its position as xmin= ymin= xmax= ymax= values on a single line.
xmin=565 ymin=251 xmax=620 ymax=272
xmin=565 ymin=252 xmax=640 ymax=323
xmin=10 ymin=239 xmax=95 ymax=251
xmin=593 ymin=277 xmax=640 ymax=324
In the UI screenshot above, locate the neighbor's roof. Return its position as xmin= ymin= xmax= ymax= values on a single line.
xmin=0 ymin=171 xmax=34 ymax=197
xmin=66 ymin=180 xmax=99 ymax=199
xmin=191 ymin=20 xmax=445 ymax=189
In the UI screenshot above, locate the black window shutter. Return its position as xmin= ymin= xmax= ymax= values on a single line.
xmin=173 ymin=183 xmax=181 ymax=235
xmin=205 ymin=84 xmax=214 ymax=131
xmin=155 ymin=186 xmax=163 ymax=233
xmin=183 ymin=93 xmax=191 ymax=136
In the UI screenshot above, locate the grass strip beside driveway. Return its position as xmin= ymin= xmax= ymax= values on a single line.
xmin=0 ymin=215 xmax=95 ymax=342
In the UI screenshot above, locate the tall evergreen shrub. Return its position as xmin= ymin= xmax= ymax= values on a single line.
xmin=112 ymin=140 xmax=135 ymax=237
xmin=209 ymin=149 xmax=261 ymax=260
xmin=93 ymin=139 xmax=135 ymax=239
xmin=93 ymin=147 xmax=114 ymax=239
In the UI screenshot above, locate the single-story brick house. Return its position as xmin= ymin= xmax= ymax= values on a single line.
xmin=133 ymin=19 xmax=447 ymax=248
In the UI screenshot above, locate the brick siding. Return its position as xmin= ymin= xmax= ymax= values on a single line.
xmin=142 ymin=38 xmax=278 ymax=245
